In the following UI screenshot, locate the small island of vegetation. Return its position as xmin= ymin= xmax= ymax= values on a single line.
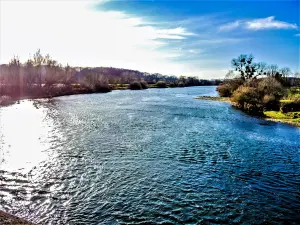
xmin=198 ymin=54 xmax=300 ymax=127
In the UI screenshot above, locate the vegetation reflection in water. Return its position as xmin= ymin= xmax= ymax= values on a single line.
xmin=0 ymin=86 xmax=299 ymax=224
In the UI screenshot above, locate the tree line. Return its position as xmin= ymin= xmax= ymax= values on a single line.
xmin=226 ymin=54 xmax=299 ymax=84
xmin=0 ymin=49 xmax=222 ymax=99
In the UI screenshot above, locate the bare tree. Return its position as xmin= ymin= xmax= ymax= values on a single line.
xmin=24 ymin=58 xmax=35 ymax=90
xmin=8 ymin=56 xmax=22 ymax=94
xmin=266 ymin=64 xmax=279 ymax=77
xmin=231 ymin=54 xmax=265 ymax=80
xmin=294 ymin=71 xmax=300 ymax=86
xmin=44 ymin=54 xmax=61 ymax=86
xmin=33 ymin=49 xmax=44 ymax=87
xmin=62 ymin=64 xmax=76 ymax=86
xmin=280 ymin=67 xmax=291 ymax=78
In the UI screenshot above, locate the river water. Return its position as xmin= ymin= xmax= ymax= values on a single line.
xmin=0 ymin=86 xmax=299 ymax=224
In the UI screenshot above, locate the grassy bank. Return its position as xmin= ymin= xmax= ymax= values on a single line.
xmin=196 ymin=95 xmax=300 ymax=128
xmin=210 ymin=53 xmax=300 ymax=127
xmin=264 ymin=111 xmax=300 ymax=127
xmin=196 ymin=96 xmax=300 ymax=127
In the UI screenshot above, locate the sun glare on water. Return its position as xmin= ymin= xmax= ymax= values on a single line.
xmin=0 ymin=101 xmax=56 ymax=173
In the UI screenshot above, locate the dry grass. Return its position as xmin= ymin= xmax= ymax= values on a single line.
xmin=0 ymin=211 xmax=34 ymax=225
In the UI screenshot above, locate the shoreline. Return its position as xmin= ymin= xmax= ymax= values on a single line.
xmin=195 ymin=96 xmax=231 ymax=103
xmin=0 ymin=211 xmax=34 ymax=225
xmin=0 ymin=87 xmax=111 ymax=107
xmin=0 ymin=85 xmax=216 ymax=107
xmin=196 ymin=96 xmax=300 ymax=128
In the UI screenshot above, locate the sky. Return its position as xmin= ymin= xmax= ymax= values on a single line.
xmin=0 ymin=0 xmax=299 ymax=78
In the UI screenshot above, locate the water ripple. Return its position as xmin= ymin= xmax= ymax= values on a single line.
xmin=0 ymin=87 xmax=299 ymax=224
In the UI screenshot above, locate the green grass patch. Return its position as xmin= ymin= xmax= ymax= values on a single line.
xmin=287 ymin=87 xmax=300 ymax=99
xmin=280 ymin=99 xmax=293 ymax=103
xmin=110 ymin=84 xmax=129 ymax=90
xmin=116 ymin=84 xmax=129 ymax=88
xmin=264 ymin=111 xmax=300 ymax=127
xmin=264 ymin=111 xmax=290 ymax=119
xmin=149 ymin=84 xmax=158 ymax=88
xmin=196 ymin=96 xmax=231 ymax=102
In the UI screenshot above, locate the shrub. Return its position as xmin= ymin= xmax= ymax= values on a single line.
xmin=140 ymin=81 xmax=148 ymax=89
xmin=217 ymin=83 xmax=232 ymax=97
xmin=280 ymin=98 xmax=300 ymax=113
xmin=0 ymin=95 xmax=14 ymax=106
xmin=257 ymin=77 xmax=285 ymax=99
xmin=178 ymin=81 xmax=185 ymax=87
xmin=231 ymin=86 xmax=263 ymax=115
xmin=287 ymin=87 xmax=300 ymax=99
xmin=230 ymin=77 xmax=285 ymax=112
xmin=263 ymin=94 xmax=280 ymax=111
xmin=256 ymin=77 xmax=284 ymax=110
xmin=168 ymin=82 xmax=176 ymax=88
xmin=217 ymin=79 xmax=244 ymax=97
xmin=156 ymin=81 xmax=167 ymax=88
xmin=94 ymin=83 xmax=111 ymax=93
xmin=129 ymin=81 xmax=143 ymax=90
xmin=232 ymin=86 xmax=260 ymax=106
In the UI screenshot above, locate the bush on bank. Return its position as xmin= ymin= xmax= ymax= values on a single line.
xmin=232 ymin=86 xmax=263 ymax=115
xmin=140 ymin=81 xmax=149 ymax=89
xmin=216 ymin=53 xmax=300 ymax=118
xmin=129 ymin=81 xmax=143 ymax=90
xmin=280 ymin=98 xmax=300 ymax=113
xmin=0 ymin=95 xmax=14 ymax=106
xmin=94 ymin=83 xmax=111 ymax=93
xmin=129 ymin=81 xmax=148 ymax=90
xmin=155 ymin=81 xmax=167 ymax=88
xmin=226 ymin=77 xmax=285 ymax=115
xmin=217 ymin=79 xmax=244 ymax=97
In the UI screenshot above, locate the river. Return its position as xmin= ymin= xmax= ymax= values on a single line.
xmin=0 ymin=86 xmax=299 ymax=224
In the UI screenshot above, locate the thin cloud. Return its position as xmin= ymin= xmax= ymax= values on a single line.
xmin=220 ymin=16 xmax=298 ymax=31
xmin=188 ymin=49 xmax=199 ymax=54
xmin=185 ymin=38 xmax=245 ymax=47
xmin=155 ymin=27 xmax=195 ymax=40
xmin=219 ymin=21 xmax=240 ymax=31
xmin=246 ymin=16 xmax=298 ymax=30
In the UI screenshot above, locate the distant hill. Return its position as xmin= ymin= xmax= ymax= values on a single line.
xmin=73 ymin=66 xmax=221 ymax=85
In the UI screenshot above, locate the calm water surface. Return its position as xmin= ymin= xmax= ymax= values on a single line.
xmin=0 ymin=86 xmax=299 ymax=224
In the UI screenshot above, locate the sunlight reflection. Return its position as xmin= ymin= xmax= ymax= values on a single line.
xmin=0 ymin=100 xmax=57 ymax=173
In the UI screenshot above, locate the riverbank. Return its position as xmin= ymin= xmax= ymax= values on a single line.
xmin=196 ymin=96 xmax=300 ymax=127
xmin=264 ymin=111 xmax=300 ymax=127
xmin=0 ymin=211 xmax=34 ymax=225
xmin=0 ymin=85 xmax=216 ymax=107
xmin=0 ymin=84 xmax=111 ymax=107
